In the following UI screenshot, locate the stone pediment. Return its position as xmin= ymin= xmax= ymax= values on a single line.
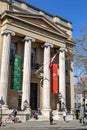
xmin=9 ymin=12 xmax=67 ymax=38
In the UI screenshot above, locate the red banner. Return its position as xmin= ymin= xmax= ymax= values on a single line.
xmin=51 ymin=64 xmax=58 ymax=94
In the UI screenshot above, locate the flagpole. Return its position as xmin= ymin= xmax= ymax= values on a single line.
xmin=35 ymin=65 xmax=44 ymax=74
xmin=35 ymin=57 xmax=54 ymax=74
xmin=35 ymin=48 xmax=67 ymax=74
xmin=35 ymin=52 xmax=58 ymax=74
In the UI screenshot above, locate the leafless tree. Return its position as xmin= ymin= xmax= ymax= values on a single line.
xmin=74 ymin=25 xmax=87 ymax=92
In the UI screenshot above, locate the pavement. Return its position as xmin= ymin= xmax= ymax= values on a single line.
xmin=0 ymin=119 xmax=87 ymax=130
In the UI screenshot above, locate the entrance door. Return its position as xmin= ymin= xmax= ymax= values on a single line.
xmin=30 ymin=83 xmax=38 ymax=110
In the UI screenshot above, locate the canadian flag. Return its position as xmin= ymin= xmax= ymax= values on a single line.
xmin=79 ymin=76 xmax=83 ymax=82
xmin=74 ymin=75 xmax=83 ymax=82
xmin=49 ymin=53 xmax=58 ymax=68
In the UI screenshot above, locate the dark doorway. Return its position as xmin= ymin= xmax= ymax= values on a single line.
xmin=30 ymin=83 xmax=38 ymax=110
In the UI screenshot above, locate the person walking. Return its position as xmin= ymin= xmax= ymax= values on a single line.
xmin=49 ymin=109 xmax=53 ymax=125
xmin=63 ymin=109 xmax=66 ymax=122
xmin=78 ymin=111 xmax=82 ymax=123
xmin=80 ymin=103 xmax=85 ymax=125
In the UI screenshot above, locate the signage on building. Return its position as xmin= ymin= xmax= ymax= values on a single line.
xmin=11 ymin=55 xmax=22 ymax=90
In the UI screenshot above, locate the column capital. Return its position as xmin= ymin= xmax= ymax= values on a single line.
xmin=42 ymin=42 xmax=53 ymax=48
xmin=1 ymin=29 xmax=15 ymax=36
xmin=24 ymin=36 xmax=35 ymax=42
xmin=59 ymin=47 xmax=68 ymax=52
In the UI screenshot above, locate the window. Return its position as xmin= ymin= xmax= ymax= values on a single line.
xmin=31 ymin=48 xmax=36 ymax=67
xmin=10 ymin=43 xmax=17 ymax=63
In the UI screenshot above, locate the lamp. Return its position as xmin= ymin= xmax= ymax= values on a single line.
xmin=17 ymin=90 xmax=22 ymax=111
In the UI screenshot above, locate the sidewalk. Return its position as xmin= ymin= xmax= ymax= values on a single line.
xmin=0 ymin=119 xmax=87 ymax=129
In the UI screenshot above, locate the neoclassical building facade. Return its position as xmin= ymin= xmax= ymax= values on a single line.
xmin=0 ymin=0 xmax=75 ymax=117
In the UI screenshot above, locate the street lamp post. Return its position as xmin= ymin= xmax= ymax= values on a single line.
xmin=83 ymin=89 xmax=86 ymax=111
xmin=17 ymin=90 xmax=22 ymax=111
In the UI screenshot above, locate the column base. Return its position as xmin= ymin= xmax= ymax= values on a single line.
xmin=42 ymin=108 xmax=51 ymax=118
xmin=23 ymin=107 xmax=31 ymax=115
xmin=1 ymin=105 xmax=8 ymax=110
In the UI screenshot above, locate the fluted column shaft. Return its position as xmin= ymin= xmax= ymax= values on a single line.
xmin=59 ymin=50 xmax=66 ymax=106
xmin=43 ymin=43 xmax=53 ymax=110
xmin=0 ymin=30 xmax=15 ymax=107
xmin=21 ymin=36 xmax=35 ymax=109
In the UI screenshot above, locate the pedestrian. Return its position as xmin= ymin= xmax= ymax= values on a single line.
xmin=32 ymin=112 xmax=38 ymax=120
xmin=34 ymin=112 xmax=38 ymax=120
xmin=11 ymin=108 xmax=17 ymax=120
xmin=49 ymin=109 xmax=53 ymax=125
xmin=80 ymin=103 xmax=85 ymax=125
xmin=0 ymin=118 xmax=3 ymax=126
xmin=78 ymin=111 xmax=82 ymax=123
xmin=37 ymin=108 xmax=42 ymax=115
xmin=63 ymin=109 xmax=66 ymax=122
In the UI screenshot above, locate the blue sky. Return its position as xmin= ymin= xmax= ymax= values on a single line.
xmin=23 ymin=0 xmax=87 ymax=84
xmin=24 ymin=0 xmax=87 ymax=39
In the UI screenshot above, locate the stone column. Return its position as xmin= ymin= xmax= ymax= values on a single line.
xmin=0 ymin=30 xmax=15 ymax=108
xmin=42 ymin=43 xmax=53 ymax=113
xmin=70 ymin=57 xmax=74 ymax=112
xmin=59 ymin=49 xmax=66 ymax=107
xmin=21 ymin=36 xmax=35 ymax=110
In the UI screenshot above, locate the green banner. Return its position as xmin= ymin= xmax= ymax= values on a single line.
xmin=11 ymin=55 xmax=22 ymax=90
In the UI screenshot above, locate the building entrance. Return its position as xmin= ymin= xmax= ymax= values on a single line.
xmin=30 ymin=83 xmax=38 ymax=110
